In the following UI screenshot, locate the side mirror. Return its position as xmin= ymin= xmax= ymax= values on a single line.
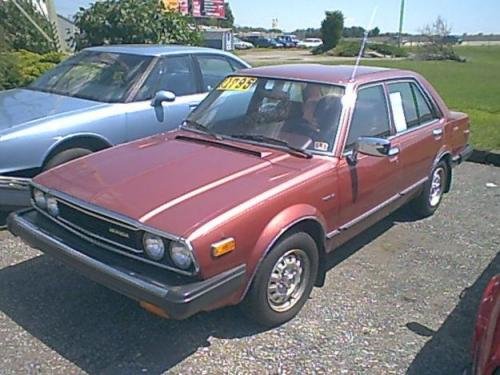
xmin=150 ymin=90 xmax=176 ymax=107
xmin=347 ymin=137 xmax=399 ymax=165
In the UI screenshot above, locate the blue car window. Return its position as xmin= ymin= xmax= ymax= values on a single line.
xmin=135 ymin=55 xmax=197 ymax=100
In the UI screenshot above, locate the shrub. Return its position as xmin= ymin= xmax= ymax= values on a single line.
xmin=0 ymin=51 xmax=67 ymax=90
xmin=370 ymin=43 xmax=408 ymax=57
xmin=332 ymin=40 xmax=362 ymax=57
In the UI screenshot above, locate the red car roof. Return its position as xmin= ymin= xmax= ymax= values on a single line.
xmin=239 ymin=64 xmax=414 ymax=86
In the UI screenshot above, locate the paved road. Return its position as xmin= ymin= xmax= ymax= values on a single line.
xmin=0 ymin=162 xmax=498 ymax=374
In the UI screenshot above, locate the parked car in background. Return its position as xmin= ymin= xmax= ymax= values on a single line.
xmin=0 ymin=44 xmax=249 ymax=214
xmin=472 ymin=275 xmax=500 ymax=375
xmin=276 ymin=35 xmax=298 ymax=48
xmin=9 ymin=64 xmax=471 ymax=327
xmin=244 ymin=36 xmax=283 ymax=48
xmin=233 ymin=37 xmax=254 ymax=50
xmin=297 ymin=38 xmax=323 ymax=49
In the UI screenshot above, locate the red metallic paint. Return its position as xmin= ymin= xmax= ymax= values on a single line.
xmin=32 ymin=65 xmax=470 ymax=312
xmin=473 ymin=275 xmax=500 ymax=375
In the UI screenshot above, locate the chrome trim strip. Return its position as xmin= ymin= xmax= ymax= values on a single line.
xmin=56 ymin=197 xmax=139 ymax=231
xmin=326 ymin=177 xmax=428 ymax=238
xmin=32 ymin=182 xmax=184 ymax=242
xmin=31 ymin=182 xmax=200 ymax=275
xmin=34 ymin=206 xmax=196 ymax=276
xmin=57 ymin=215 xmax=143 ymax=254
xmin=0 ymin=176 xmax=31 ymax=190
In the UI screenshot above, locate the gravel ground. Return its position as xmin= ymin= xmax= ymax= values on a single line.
xmin=0 ymin=162 xmax=499 ymax=374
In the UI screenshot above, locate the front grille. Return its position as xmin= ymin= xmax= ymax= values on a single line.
xmin=57 ymin=200 xmax=143 ymax=252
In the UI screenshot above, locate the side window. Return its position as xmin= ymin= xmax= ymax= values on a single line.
xmin=135 ymin=55 xmax=196 ymax=100
xmin=388 ymin=81 xmax=438 ymax=132
xmin=412 ymin=83 xmax=436 ymax=123
xmin=345 ymin=85 xmax=391 ymax=151
xmin=228 ymin=58 xmax=247 ymax=71
xmin=197 ymin=55 xmax=235 ymax=92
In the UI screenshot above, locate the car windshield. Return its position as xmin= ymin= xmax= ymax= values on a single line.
xmin=185 ymin=76 xmax=345 ymax=153
xmin=28 ymin=51 xmax=153 ymax=103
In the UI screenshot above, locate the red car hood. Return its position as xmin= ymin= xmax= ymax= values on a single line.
xmin=35 ymin=132 xmax=324 ymax=237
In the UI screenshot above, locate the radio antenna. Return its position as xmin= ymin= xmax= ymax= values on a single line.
xmin=350 ymin=6 xmax=379 ymax=81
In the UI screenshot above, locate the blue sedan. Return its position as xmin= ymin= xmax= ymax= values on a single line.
xmin=0 ymin=45 xmax=250 ymax=213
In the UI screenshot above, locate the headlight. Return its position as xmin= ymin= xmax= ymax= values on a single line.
xmin=46 ymin=196 xmax=59 ymax=217
xmin=33 ymin=189 xmax=47 ymax=209
xmin=170 ymin=242 xmax=193 ymax=270
xmin=143 ymin=233 xmax=165 ymax=261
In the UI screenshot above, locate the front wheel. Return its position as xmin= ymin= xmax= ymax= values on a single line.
xmin=241 ymin=232 xmax=318 ymax=327
xmin=411 ymin=160 xmax=449 ymax=217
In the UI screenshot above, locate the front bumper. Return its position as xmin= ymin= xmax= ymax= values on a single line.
xmin=0 ymin=176 xmax=31 ymax=211
xmin=7 ymin=209 xmax=246 ymax=319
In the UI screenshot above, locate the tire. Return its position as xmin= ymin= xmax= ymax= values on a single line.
xmin=241 ymin=232 xmax=319 ymax=327
xmin=43 ymin=148 xmax=92 ymax=171
xmin=411 ymin=160 xmax=449 ymax=217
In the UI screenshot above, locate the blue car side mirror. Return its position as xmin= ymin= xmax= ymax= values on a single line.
xmin=151 ymin=90 xmax=176 ymax=107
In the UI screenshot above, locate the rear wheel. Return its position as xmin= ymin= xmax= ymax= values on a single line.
xmin=411 ymin=160 xmax=449 ymax=217
xmin=241 ymin=232 xmax=318 ymax=327
xmin=43 ymin=148 xmax=92 ymax=171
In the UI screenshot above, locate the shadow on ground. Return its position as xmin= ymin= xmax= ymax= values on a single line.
xmin=0 ymin=206 xmax=419 ymax=374
xmin=407 ymin=252 xmax=500 ymax=374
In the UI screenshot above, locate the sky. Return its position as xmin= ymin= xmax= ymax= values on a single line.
xmin=55 ymin=0 xmax=500 ymax=34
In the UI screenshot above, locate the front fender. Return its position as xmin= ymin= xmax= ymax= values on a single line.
xmin=41 ymin=132 xmax=113 ymax=165
xmin=241 ymin=204 xmax=327 ymax=299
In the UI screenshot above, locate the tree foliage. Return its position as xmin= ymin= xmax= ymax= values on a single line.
xmin=73 ymin=0 xmax=202 ymax=50
xmin=0 ymin=50 xmax=66 ymax=90
xmin=320 ymin=11 xmax=344 ymax=51
xmin=0 ymin=0 xmax=58 ymax=53
xmin=419 ymin=16 xmax=462 ymax=61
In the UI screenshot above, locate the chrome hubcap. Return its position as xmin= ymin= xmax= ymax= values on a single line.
xmin=267 ymin=249 xmax=310 ymax=312
xmin=429 ymin=167 xmax=444 ymax=207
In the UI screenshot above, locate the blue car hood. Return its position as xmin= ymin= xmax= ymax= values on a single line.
xmin=0 ymin=88 xmax=107 ymax=132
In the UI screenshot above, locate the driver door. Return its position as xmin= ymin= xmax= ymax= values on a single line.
xmin=333 ymin=84 xmax=402 ymax=239
xmin=125 ymin=55 xmax=205 ymax=141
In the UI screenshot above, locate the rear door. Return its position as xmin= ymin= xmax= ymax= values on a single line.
xmin=125 ymin=54 xmax=205 ymax=141
xmin=386 ymin=80 xmax=444 ymax=189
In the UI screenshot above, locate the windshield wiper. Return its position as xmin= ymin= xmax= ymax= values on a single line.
xmin=181 ymin=120 xmax=224 ymax=140
xmin=230 ymin=134 xmax=312 ymax=159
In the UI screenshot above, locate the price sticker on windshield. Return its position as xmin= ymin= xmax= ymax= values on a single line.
xmin=218 ymin=76 xmax=257 ymax=91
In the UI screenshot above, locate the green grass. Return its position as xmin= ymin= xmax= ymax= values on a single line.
xmin=250 ymin=46 xmax=500 ymax=150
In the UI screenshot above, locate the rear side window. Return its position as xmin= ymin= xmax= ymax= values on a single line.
xmin=136 ymin=55 xmax=196 ymax=100
xmin=388 ymin=81 xmax=438 ymax=132
xmin=197 ymin=55 xmax=235 ymax=92
xmin=345 ymin=85 xmax=391 ymax=151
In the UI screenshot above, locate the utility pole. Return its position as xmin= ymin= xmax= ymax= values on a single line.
xmin=398 ymin=0 xmax=405 ymax=47
xmin=45 ymin=0 xmax=64 ymax=51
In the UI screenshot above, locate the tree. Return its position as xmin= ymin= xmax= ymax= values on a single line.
xmin=342 ymin=26 xmax=365 ymax=38
xmin=369 ymin=27 xmax=380 ymax=37
xmin=419 ymin=16 xmax=461 ymax=61
xmin=0 ymin=0 xmax=58 ymax=53
xmin=72 ymin=0 xmax=201 ymax=50
xmin=320 ymin=11 xmax=344 ymax=51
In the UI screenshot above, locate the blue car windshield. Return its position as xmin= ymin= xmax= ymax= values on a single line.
xmin=28 ymin=51 xmax=152 ymax=103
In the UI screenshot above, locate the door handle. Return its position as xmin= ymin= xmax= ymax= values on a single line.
xmin=432 ymin=128 xmax=443 ymax=137
xmin=189 ymin=103 xmax=199 ymax=109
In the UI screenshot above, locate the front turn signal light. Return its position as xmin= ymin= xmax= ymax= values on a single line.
xmin=212 ymin=238 xmax=236 ymax=257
